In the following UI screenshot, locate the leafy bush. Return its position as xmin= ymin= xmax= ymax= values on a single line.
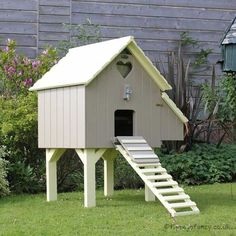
xmin=57 ymin=153 xmax=143 ymax=191
xmin=0 ymin=147 xmax=10 ymax=197
xmin=114 ymin=155 xmax=143 ymax=189
xmin=0 ymin=39 xmax=58 ymax=193
xmin=54 ymin=145 xmax=236 ymax=191
xmin=202 ymin=73 xmax=236 ymax=143
xmin=157 ymin=32 xmax=213 ymax=152
xmin=0 ymin=93 xmax=45 ymax=193
xmin=157 ymin=144 xmax=236 ymax=185
xmin=0 ymin=39 xmax=58 ymax=97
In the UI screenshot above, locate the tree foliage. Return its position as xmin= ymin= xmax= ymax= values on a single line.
xmin=0 ymin=147 xmax=10 ymax=197
xmin=0 ymin=39 xmax=58 ymax=193
xmin=202 ymin=73 xmax=236 ymax=142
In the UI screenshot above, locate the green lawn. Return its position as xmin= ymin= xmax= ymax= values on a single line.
xmin=0 ymin=183 xmax=236 ymax=236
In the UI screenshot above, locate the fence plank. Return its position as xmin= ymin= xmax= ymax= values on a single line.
xmin=39 ymin=32 xmax=70 ymax=41
xmin=40 ymin=0 xmax=71 ymax=7
xmin=0 ymin=10 xmax=37 ymax=23
xmin=76 ymin=0 xmax=236 ymax=10
xmin=40 ymin=15 xmax=70 ymax=24
xmin=39 ymin=6 xmax=70 ymax=15
xmin=39 ymin=23 xmax=70 ymax=33
xmin=0 ymin=0 xmax=37 ymax=10
xmin=72 ymin=13 xmax=230 ymax=32
xmin=0 ymin=34 xmax=36 ymax=46
xmin=72 ymin=2 xmax=236 ymax=21
xmin=99 ymin=26 xmax=223 ymax=43
xmin=0 ymin=22 xmax=37 ymax=34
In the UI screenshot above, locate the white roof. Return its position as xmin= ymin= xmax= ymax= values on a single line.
xmin=30 ymin=36 xmax=171 ymax=91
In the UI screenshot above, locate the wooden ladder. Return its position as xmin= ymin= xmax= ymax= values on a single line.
xmin=114 ymin=136 xmax=200 ymax=217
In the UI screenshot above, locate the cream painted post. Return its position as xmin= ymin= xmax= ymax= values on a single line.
xmin=76 ymin=149 xmax=106 ymax=207
xmin=145 ymin=184 xmax=156 ymax=201
xmin=46 ymin=149 xmax=66 ymax=201
xmin=103 ymin=149 xmax=117 ymax=197
xmin=145 ymin=166 xmax=155 ymax=202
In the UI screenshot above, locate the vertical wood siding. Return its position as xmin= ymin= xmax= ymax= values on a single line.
xmin=37 ymin=53 xmax=183 ymax=148
xmin=85 ymin=54 xmax=183 ymax=148
xmin=38 ymin=86 xmax=85 ymax=148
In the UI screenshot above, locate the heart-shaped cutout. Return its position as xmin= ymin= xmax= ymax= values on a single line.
xmin=116 ymin=61 xmax=132 ymax=78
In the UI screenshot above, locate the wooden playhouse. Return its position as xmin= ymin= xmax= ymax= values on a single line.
xmin=30 ymin=36 xmax=199 ymax=217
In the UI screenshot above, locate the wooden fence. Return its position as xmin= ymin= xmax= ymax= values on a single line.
xmin=0 ymin=0 xmax=236 ymax=81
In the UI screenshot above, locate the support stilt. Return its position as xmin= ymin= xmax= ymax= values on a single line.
xmin=145 ymin=184 xmax=156 ymax=202
xmin=145 ymin=165 xmax=156 ymax=201
xmin=103 ymin=149 xmax=117 ymax=197
xmin=46 ymin=149 xmax=66 ymax=201
xmin=76 ymin=149 xmax=106 ymax=207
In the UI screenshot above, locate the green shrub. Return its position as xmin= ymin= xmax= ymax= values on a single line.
xmin=114 ymin=155 xmax=143 ymax=189
xmin=0 ymin=39 xmax=58 ymax=97
xmin=0 ymin=147 xmax=10 ymax=197
xmin=0 ymin=39 xmax=58 ymax=194
xmin=57 ymin=153 xmax=143 ymax=191
xmin=0 ymin=93 xmax=46 ymax=193
xmin=157 ymin=144 xmax=236 ymax=185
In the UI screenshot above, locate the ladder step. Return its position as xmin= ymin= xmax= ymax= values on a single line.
xmin=127 ymin=147 xmax=153 ymax=151
xmin=117 ymin=136 xmax=144 ymax=140
xmin=135 ymin=163 xmax=161 ymax=168
xmin=132 ymin=154 xmax=158 ymax=159
xmin=141 ymin=168 xmax=166 ymax=174
xmin=152 ymin=181 xmax=178 ymax=187
xmin=169 ymin=201 xmax=196 ymax=209
xmin=133 ymin=159 xmax=159 ymax=164
xmin=173 ymin=209 xmax=200 ymax=217
xmin=157 ymin=187 xmax=184 ymax=194
xmin=121 ymin=139 xmax=146 ymax=144
xmin=163 ymin=194 xmax=190 ymax=201
xmin=145 ymin=174 xmax=171 ymax=180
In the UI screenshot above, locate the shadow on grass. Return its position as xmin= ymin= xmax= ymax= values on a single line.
xmin=97 ymin=189 xmax=236 ymax=210
xmin=97 ymin=191 xmax=162 ymax=208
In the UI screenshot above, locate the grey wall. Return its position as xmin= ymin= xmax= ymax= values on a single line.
xmin=0 ymin=0 xmax=236 ymax=80
xmin=38 ymin=86 xmax=85 ymax=148
xmin=85 ymin=53 xmax=183 ymax=148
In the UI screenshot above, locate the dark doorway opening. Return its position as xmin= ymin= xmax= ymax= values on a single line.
xmin=115 ymin=110 xmax=134 ymax=136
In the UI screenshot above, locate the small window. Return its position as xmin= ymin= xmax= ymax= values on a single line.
xmin=114 ymin=110 xmax=134 ymax=136
xmin=116 ymin=61 xmax=132 ymax=78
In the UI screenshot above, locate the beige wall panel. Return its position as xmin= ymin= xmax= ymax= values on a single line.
xmin=50 ymin=89 xmax=57 ymax=147
xmin=77 ymin=86 xmax=85 ymax=147
xmin=38 ymin=91 xmax=45 ymax=147
xmin=38 ymin=86 xmax=85 ymax=148
xmin=38 ymin=55 xmax=182 ymax=149
xmin=63 ymin=87 xmax=71 ymax=147
xmin=150 ymin=72 xmax=162 ymax=147
xmin=44 ymin=90 xmax=51 ymax=146
xmin=69 ymin=87 xmax=78 ymax=147
xmin=56 ymin=89 xmax=64 ymax=146
xmin=85 ymin=54 xmax=169 ymax=148
xmin=161 ymin=102 xmax=184 ymax=140
xmin=85 ymin=79 xmax=98 ymax=147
